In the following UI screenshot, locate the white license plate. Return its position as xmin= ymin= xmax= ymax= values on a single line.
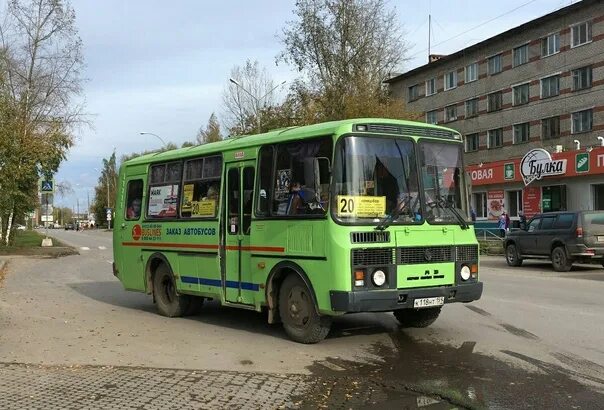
xmin=597 ymin=236 xmax=604 ymax=242
xmin=413 ymin=297 xmax=444 ymax=308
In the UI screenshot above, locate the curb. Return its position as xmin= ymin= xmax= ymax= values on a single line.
xmin=0 ymin=259 xmax=5 ymax=271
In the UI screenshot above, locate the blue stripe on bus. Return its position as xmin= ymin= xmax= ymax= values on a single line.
xmin=180 ymin=276 xmax=260 ymax=291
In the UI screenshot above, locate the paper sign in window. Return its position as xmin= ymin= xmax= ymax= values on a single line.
xmin=336 ymin=195 xmax=386 ymax=217
xmin=191 ymin=200 xmax=216 ymax=217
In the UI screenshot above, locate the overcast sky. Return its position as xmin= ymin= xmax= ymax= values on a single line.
xmin=58 ymin=0 xmax=578 ymax=209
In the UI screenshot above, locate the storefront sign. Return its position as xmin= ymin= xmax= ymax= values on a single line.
xmin=487 ymin=190 xmax=504 ymax=220
xmin=504 ymin=163 xmax=515 ymax=180
xmin=576 ymin=152 xmax=589 ymax=173
xmin=520 ymin=148 xmax=567 ymax=186
xmin=522 ymin=187 xmax=541 ymax=219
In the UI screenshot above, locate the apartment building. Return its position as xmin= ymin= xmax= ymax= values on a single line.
xmin=386 ymin=0 xmax=604 ymax=220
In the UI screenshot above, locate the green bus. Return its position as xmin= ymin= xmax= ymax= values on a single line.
xmin=113 ymin=118 xmax=482 ymax=343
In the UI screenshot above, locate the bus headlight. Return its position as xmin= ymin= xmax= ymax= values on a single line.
xmin=372 ymin=270 xmax=386 ymax=287
xmin=460 ymin=265 xmax=471 ymax=281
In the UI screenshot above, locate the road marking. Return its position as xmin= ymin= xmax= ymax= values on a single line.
xmin=80 ymin=247 xmax=90 ymax=251
xmin=98 ymin=246 xmax=107 ymax=250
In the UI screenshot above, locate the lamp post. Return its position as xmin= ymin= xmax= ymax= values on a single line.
xmin=139 ymin=132 xmax=167 ymax=147
xmin=228 ymin=78 xmax=286 ymax=133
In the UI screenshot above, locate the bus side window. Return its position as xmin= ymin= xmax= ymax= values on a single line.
xmin=228 ymin=168 xmax=240 ymax=235
xmin=256 ymin=146 xmax=273 ymax=216
xmin=125 ymin=179 xmax=143 ymax=220
xmin=242 ymin=167 xmax=254 ymax=235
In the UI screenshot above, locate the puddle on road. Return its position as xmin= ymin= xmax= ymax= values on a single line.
xmin=301 ymin=330 xmax=604 ymax=409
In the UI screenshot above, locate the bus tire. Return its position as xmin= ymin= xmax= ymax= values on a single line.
xmin=394 ymin=307 xmax=441 ymax=328
xmin=153 ymin=263 xmax=190 ymax=317
xmin=279 ymin=275 xmax=331 ymax=344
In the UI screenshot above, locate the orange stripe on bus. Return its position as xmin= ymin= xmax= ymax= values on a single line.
xmin=121 ymin=242 xmax=284 ymax=253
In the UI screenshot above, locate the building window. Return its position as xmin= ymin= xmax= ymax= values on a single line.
xmin=542 ymin=185 xmax=566 ymax=212
xmin=594 ymin=184 xmax=604 ymax=210
xmin=465 ymin=98 xmax=479 ymax=118
xmin=572 ymin=109 xmax=593 ymax=134
xmin=444 ymin=71 xmax=457 ymax=90
xmin=465 ymin=62 xmax=478 ymax=83
xmin=465 ymin=133 xmax=479 ymax=152
xmin=542 ymin=116 xmax=560 ymax=140
xmin=426 ymin=110 xmax=438 ymax=125
xmin=513 ymin=122 xmax=530 ymax=144
xmin=487 ymin=91 xmax=503 ymax=112
xmin=541 ymin=75 xmax=560 ymax=98
xmin=472 ymin=192 xmax=487 ymax=218
xmin=572 ymin=66 xmax=592 ymax=91
xmin=408 ymin=84 xmax=420 ymax=101
xmin=541 ymin=33 xmax=560 ymax=57
xmin=488 ymin=54 xmax=502 ymax=75
xmin=513 ymin=83 xmax=529 ymax=106
xmin=571 ymin=21 xmax=592 ymax=47
xmin=426 ymin=78 xmax=436 ymax=96
xmin=444 ymin=105 xmax=457 ymax=122
xmin=507 ymin=190 xmax=523 ymax=217
xmin=488 ymin=128 xmax=503 ymax=148
xmin=513 ymin=44 xmax=529 ymax=67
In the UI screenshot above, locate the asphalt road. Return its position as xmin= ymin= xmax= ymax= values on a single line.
xmin=1 ymin=229 xmax=603 ymax=409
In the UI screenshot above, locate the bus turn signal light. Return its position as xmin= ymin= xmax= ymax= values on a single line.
xmin=354 ymin=271 xmax=365 ymax=287
xmin=470 ymin=264 xmax=478 ymax=273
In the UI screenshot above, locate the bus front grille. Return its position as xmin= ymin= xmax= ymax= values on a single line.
xmin=456 ymin=245 xmax=479 ymax=261
xmin=350 ymin=231 xmax=390 ymax=244
xmin=352 ymin=245 xmax=478 ymax=266
xmin=397 ymin=246 xmax=453 ymax=264
xmin=352 ymin=248 xmax=395 ymax=266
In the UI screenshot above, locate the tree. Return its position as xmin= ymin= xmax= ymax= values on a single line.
xmin=91 ymin=152 xmax=117 ymax=228
xmin=196 ymin=113 xmax=222 ymax=144
xmin=0 ymin=0 xmax=85 ymax=244
xmin=278 ymin=0 xmax=411 ymax=121
xmin=222 ymin=59 xmax=282 ymax=135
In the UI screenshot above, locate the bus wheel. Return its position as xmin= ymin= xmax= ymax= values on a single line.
xmin=279 ymin=275 xmax=331 ymax=344
xmin=153 ymin=263 xmax=190 ymax=317
xmin=394 ymin=307 xmax=441 ymax=328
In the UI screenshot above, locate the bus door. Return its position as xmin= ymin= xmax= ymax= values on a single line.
xmin=118 ymin=175 xmax=146 ymax=291
xmin=224 ymin=162 xmax=256 ymax=305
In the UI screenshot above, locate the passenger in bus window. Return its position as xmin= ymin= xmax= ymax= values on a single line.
xmin=127 ymin=198 xmax=142 ymax=219
xmin=287 ymin=182 xmax=304 ymax=215
xmin=204 ymin=183 xmax=219 ymax=201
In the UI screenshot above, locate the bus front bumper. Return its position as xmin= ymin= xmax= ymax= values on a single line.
xmin=329 ymin=282 xmax=483 ymax=313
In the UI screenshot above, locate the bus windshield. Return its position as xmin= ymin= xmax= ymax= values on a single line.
xmin=333 ymin=136 xmax=422 ymax=224
xmin=419 ymin=141 xmax=469 ymax=224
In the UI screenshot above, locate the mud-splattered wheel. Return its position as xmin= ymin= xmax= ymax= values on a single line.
xmin=153 ymin=263 xmax=189 ymax=317
xmin=279 ymin=275 xmax=331 ymax=344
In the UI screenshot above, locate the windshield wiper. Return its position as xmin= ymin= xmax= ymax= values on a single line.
xmin=375 ymin=196 xmax=412 ymax=231
xmin=433 ymin=195 xmax=469 ymax=230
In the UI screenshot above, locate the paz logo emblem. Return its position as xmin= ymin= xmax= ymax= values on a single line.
xmin=576 ymin=152 xmax=589 ymax=173
xmin=520 ymin=148 xmax=567 ymax=186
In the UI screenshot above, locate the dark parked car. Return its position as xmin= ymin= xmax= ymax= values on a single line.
xmin=504 ymin=211 xmax=604 ymax=271
xmin=65 ymin=223 xmax=75 ymax=230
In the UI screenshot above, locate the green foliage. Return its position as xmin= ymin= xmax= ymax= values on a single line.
xmin=196 ymin=113 xmax=222 ymax=144
xmin=91 ymin=152 xmax=118 ymax=228
xmin=0 ymin=0 xmax=85 ymax=245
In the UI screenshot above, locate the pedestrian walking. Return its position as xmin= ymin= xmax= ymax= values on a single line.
xmin=505 ymin=212 xmax=511 ymax=232
xmin=498 ymin=211 xmax=507 ymax=237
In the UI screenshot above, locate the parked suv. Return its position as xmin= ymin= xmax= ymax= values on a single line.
xmin=504 ymin=211 xmax=604 ymax=271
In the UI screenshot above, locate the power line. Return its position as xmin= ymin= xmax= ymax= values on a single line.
xmin=408 ymin=0 xmax=541 ymax=60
